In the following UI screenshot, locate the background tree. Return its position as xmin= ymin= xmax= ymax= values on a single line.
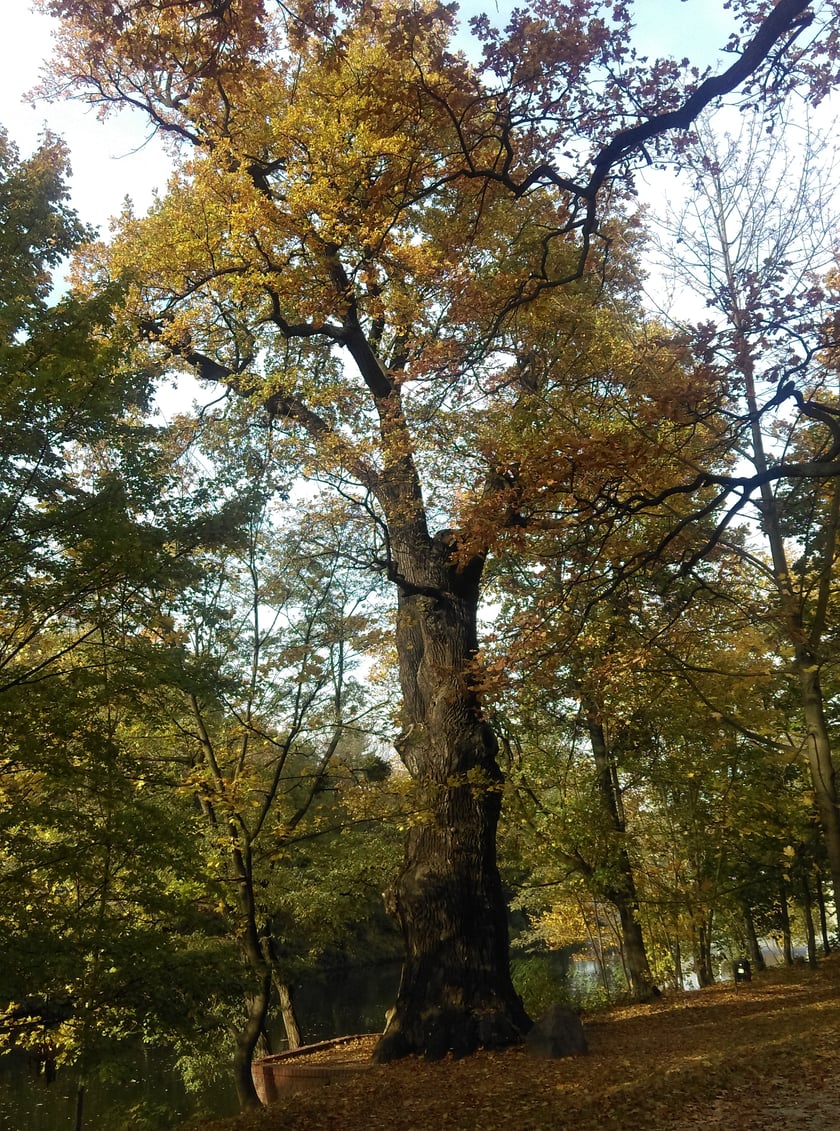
xmin=0 ymin=126 xmax=261 ymax=1122
xmin=152 ymin=411 xmax=399 ymax=1106
xmin=646 ymin=107 xmax=840 ymax=912
xmin=491 ymin=511 xmax=816 ymax=991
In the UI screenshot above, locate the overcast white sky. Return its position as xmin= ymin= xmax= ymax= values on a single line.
xmin=2 ymin=0 xmax=737 ymax=232
xmin=1 ymin=4 xmax=169 ymax=228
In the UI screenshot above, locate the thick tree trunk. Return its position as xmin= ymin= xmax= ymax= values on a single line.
xmin=374 ymin=535 xmax=529 ymax=1062
xmin=74 ymin=1086 xmax=84 ymax=1131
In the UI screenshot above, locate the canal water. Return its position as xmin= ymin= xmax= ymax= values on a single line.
xmin=0 ymin=962 xmax=402 ymax=1131
xmin=0 ymin=1048 xmax=213 ymax=1131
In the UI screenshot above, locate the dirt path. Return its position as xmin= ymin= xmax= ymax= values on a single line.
xmin=188 ymin=958 xmax=840 ymax=1131
xmin=676 ymin=1074 xmax=840 ymax=1131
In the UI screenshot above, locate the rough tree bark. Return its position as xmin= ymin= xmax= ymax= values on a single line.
xmin=374 ymin=531 xmax=530 ymax=1061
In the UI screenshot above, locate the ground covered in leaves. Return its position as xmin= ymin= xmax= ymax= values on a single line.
xmin=187 ymin=956 xmax=840 ymax=1130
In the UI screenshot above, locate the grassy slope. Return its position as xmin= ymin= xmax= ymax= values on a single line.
xmin=188 ymin=956 xmax=840 ymax=1131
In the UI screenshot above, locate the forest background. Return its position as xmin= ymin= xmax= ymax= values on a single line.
xmin=3 ymin=1 xmax=840 ymax=1128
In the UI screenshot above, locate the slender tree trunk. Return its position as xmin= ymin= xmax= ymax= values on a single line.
xmin=797 ymin=661 xmax=840 ymax=913
xmin=374 ymin=536 xmax=529 ymax=1061
xmin=779 ymin=878 xmax=794 ymax=966
xmin=693 ymin=922 xmax=715 ymax=987
xmin=742 ymin=902 xmax=766 ymax=972
xmin=276 ymin=980 xmax=302 ymax=1050
xmin=816 ymin=875 xmax=831 ymax=955
xmin=586 ymin=714 xmax=656 ymax=1000
xmin=610 ymin=897 xmax=655 ymax=998
xmin=587 ymin=903 xmax=612 ymax=997
xmin=264 ymin=931 xmax=303 ymax=1050
xmin=801 ymin=874 xmax=817 ymax=968
xmin=703 ymin=920 xmax=715 ymax=986
xmin=231 ymin=844 xmax=273 ymax=1108
xmin=74 ymin=1086 xmax=84 ymax=1131
xmin=233 ymin=973 xmax=271 ymax=1109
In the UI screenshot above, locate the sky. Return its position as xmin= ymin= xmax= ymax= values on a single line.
xmin=2 ymin=3 xmax=170 ymax=229
xmin=2 ymin=0 xmax=738 ymax=232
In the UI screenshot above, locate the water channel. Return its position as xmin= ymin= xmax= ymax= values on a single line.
xmin=0 ymin=961 xmax=403 ymax=1131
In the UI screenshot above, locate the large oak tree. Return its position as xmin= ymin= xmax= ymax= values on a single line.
xmin=40 ymin=0 xmax=833 ymax=1069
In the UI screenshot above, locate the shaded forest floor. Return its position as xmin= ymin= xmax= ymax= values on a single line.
xmin=189 ymin=956 xmax=840 ymax=1130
